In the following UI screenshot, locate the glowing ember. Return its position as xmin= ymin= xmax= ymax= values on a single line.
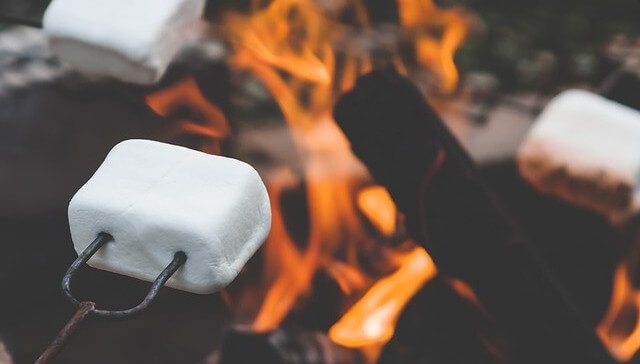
xmin=328 ymin=247 xmax=437 ymax=348
xmin=357 ymin=186 xmax=398 ymax=237
xmin=598 ymin=262 xmax=640 ymax=362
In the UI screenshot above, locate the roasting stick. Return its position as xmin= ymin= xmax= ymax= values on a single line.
xmin=36 ymin=235 xmax=187 ymax=364
xmin=36 ymin=140 xmax=272 ymax=363
xmin=36 ymin=302 xmax=95 ymax=364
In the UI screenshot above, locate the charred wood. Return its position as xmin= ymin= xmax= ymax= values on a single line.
xmin=334 ymin=69 xmax=614 ymax=363
xmin=215 ymin=326 xmax=363 ymax=364
xmin=379 ymin=276 xmax=510 ymax=364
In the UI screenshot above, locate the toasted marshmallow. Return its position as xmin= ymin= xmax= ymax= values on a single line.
xmin=68 ymin=140 xmax=272 ymax=294
xmin=43 ymin=0 xmax=205 ymax=84
xmin=518 ymin=90 xmax=640 ymax=221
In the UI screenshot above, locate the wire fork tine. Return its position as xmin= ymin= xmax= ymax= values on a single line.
xmin=36 ymin=233 xmax=187 ymax=363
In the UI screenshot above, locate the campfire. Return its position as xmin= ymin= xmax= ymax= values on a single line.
xmin=1 ymin=0 xmax=640 ymax=363
xmin=205 ymin=0 xmax=469 ymax=360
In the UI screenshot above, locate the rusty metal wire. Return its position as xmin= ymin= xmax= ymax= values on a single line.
xmin=35 ymin=233 xmax=187 ymax=364
xmin=35 ymin=302 xmax=95 ymax=364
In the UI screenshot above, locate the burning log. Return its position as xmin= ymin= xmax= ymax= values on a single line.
xmin=328 ymin=247 xmax=437 ymax=348
xmin=333 ymin=69 xmax=615 ymax=363
xmin=379 ymin=276 xmax=510 ymax=364
xmin=214 ymin=326 xmax=364 ymax=364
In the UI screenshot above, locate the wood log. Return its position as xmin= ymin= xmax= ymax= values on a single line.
xmin=215 ymin=326 xmax=363 ymax=364
xmin=379 ymin=276 xmax=510 ymax=364
xmin=333 ymin=69 xmax=614 ymax=363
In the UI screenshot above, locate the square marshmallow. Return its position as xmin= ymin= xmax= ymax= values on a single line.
xmin=43 ymin=0 xmax=205 ymax=84
xmin=518 ymin=90 xmax=640 ymax=221
xmin=69 ymin=140 xmax=272 ymax=294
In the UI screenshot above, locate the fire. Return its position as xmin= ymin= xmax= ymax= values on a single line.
xmin=598 ymin=262 xmax=640 ymax=362
xmin=357 ymin=186 xmax=398 ymax=237
xmin=145 ymin=0 xmax=470 ymax=360
xmin=146 ymin=77 xmax=230 ymax=154
xmin=328 ymin=247 xmax=437 ymax=347
xmin=224 ymin=0 xmax=348 ymax=133
xmin=252 ymin=168 xmax=313 ymax=332
xmin=138 ymin=0 xmax=470 ymax=359
xmin=251 ymin=119 xmax=374 ymax=331
xmin=224 ymin=0 xmax=335 ymax=85
xmin=397 ymin=0 xmax=469 ymax=93
xmin=215 ymin=0 xmax=469 ymax=360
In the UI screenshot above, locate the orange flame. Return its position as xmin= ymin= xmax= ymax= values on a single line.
xmin=252 ymin=168 xmax=314 ymax=331
xmin=225 ymin=0 xmax=335 ymax=85
xmin=145 ymin=77 xmax=230 ymax=154
xmin=252 ymin=120 xmax=374 ymax=331
xmin=329 ymin=247 xmax=437 ymax=348
xmin=397 ymin=0 xmax=469 ymax=93
xmin=224 ymin=0 xmax=343 ymax=132
xmin=598 ymin=262 xmax=640 ymax=362
xmin=357 ymin=186 xmax=398 ymax=237
xmin=219 ymin=0 xmax=469 ymax=360
xmin=143 ymin=2 xmax=468 ymax=355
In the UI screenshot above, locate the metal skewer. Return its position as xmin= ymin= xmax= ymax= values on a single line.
xmin=35 ymin=233 xmax=187 ymax=364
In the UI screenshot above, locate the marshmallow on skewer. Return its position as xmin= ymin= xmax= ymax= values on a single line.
xmin=517 ymin=90 xmax=640 ymax=221
xmin=43 ymin=0 xmax=206 ymax=84
xmin=68 ymin=140 xmax=272 ymax=294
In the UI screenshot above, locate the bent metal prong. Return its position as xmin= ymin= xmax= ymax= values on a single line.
xmin=35 ymin=233 xmax=187 ymax=364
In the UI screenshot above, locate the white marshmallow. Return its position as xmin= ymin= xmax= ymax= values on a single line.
xmin=68 ymin=140 xmax=272 ymax=294
xmin=43 ymin=0 xmax=205 ymax=84
xmin=518 ymin=90 xmax=640 ymax=221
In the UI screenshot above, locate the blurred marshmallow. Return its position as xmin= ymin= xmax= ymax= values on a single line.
xmin=518 ymin=90 xmax=640 ymax=221
xmin=68 ymin=140 xmax=271 ymax=294
xmin=43 ymin=0 xmax=206 ymax=84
